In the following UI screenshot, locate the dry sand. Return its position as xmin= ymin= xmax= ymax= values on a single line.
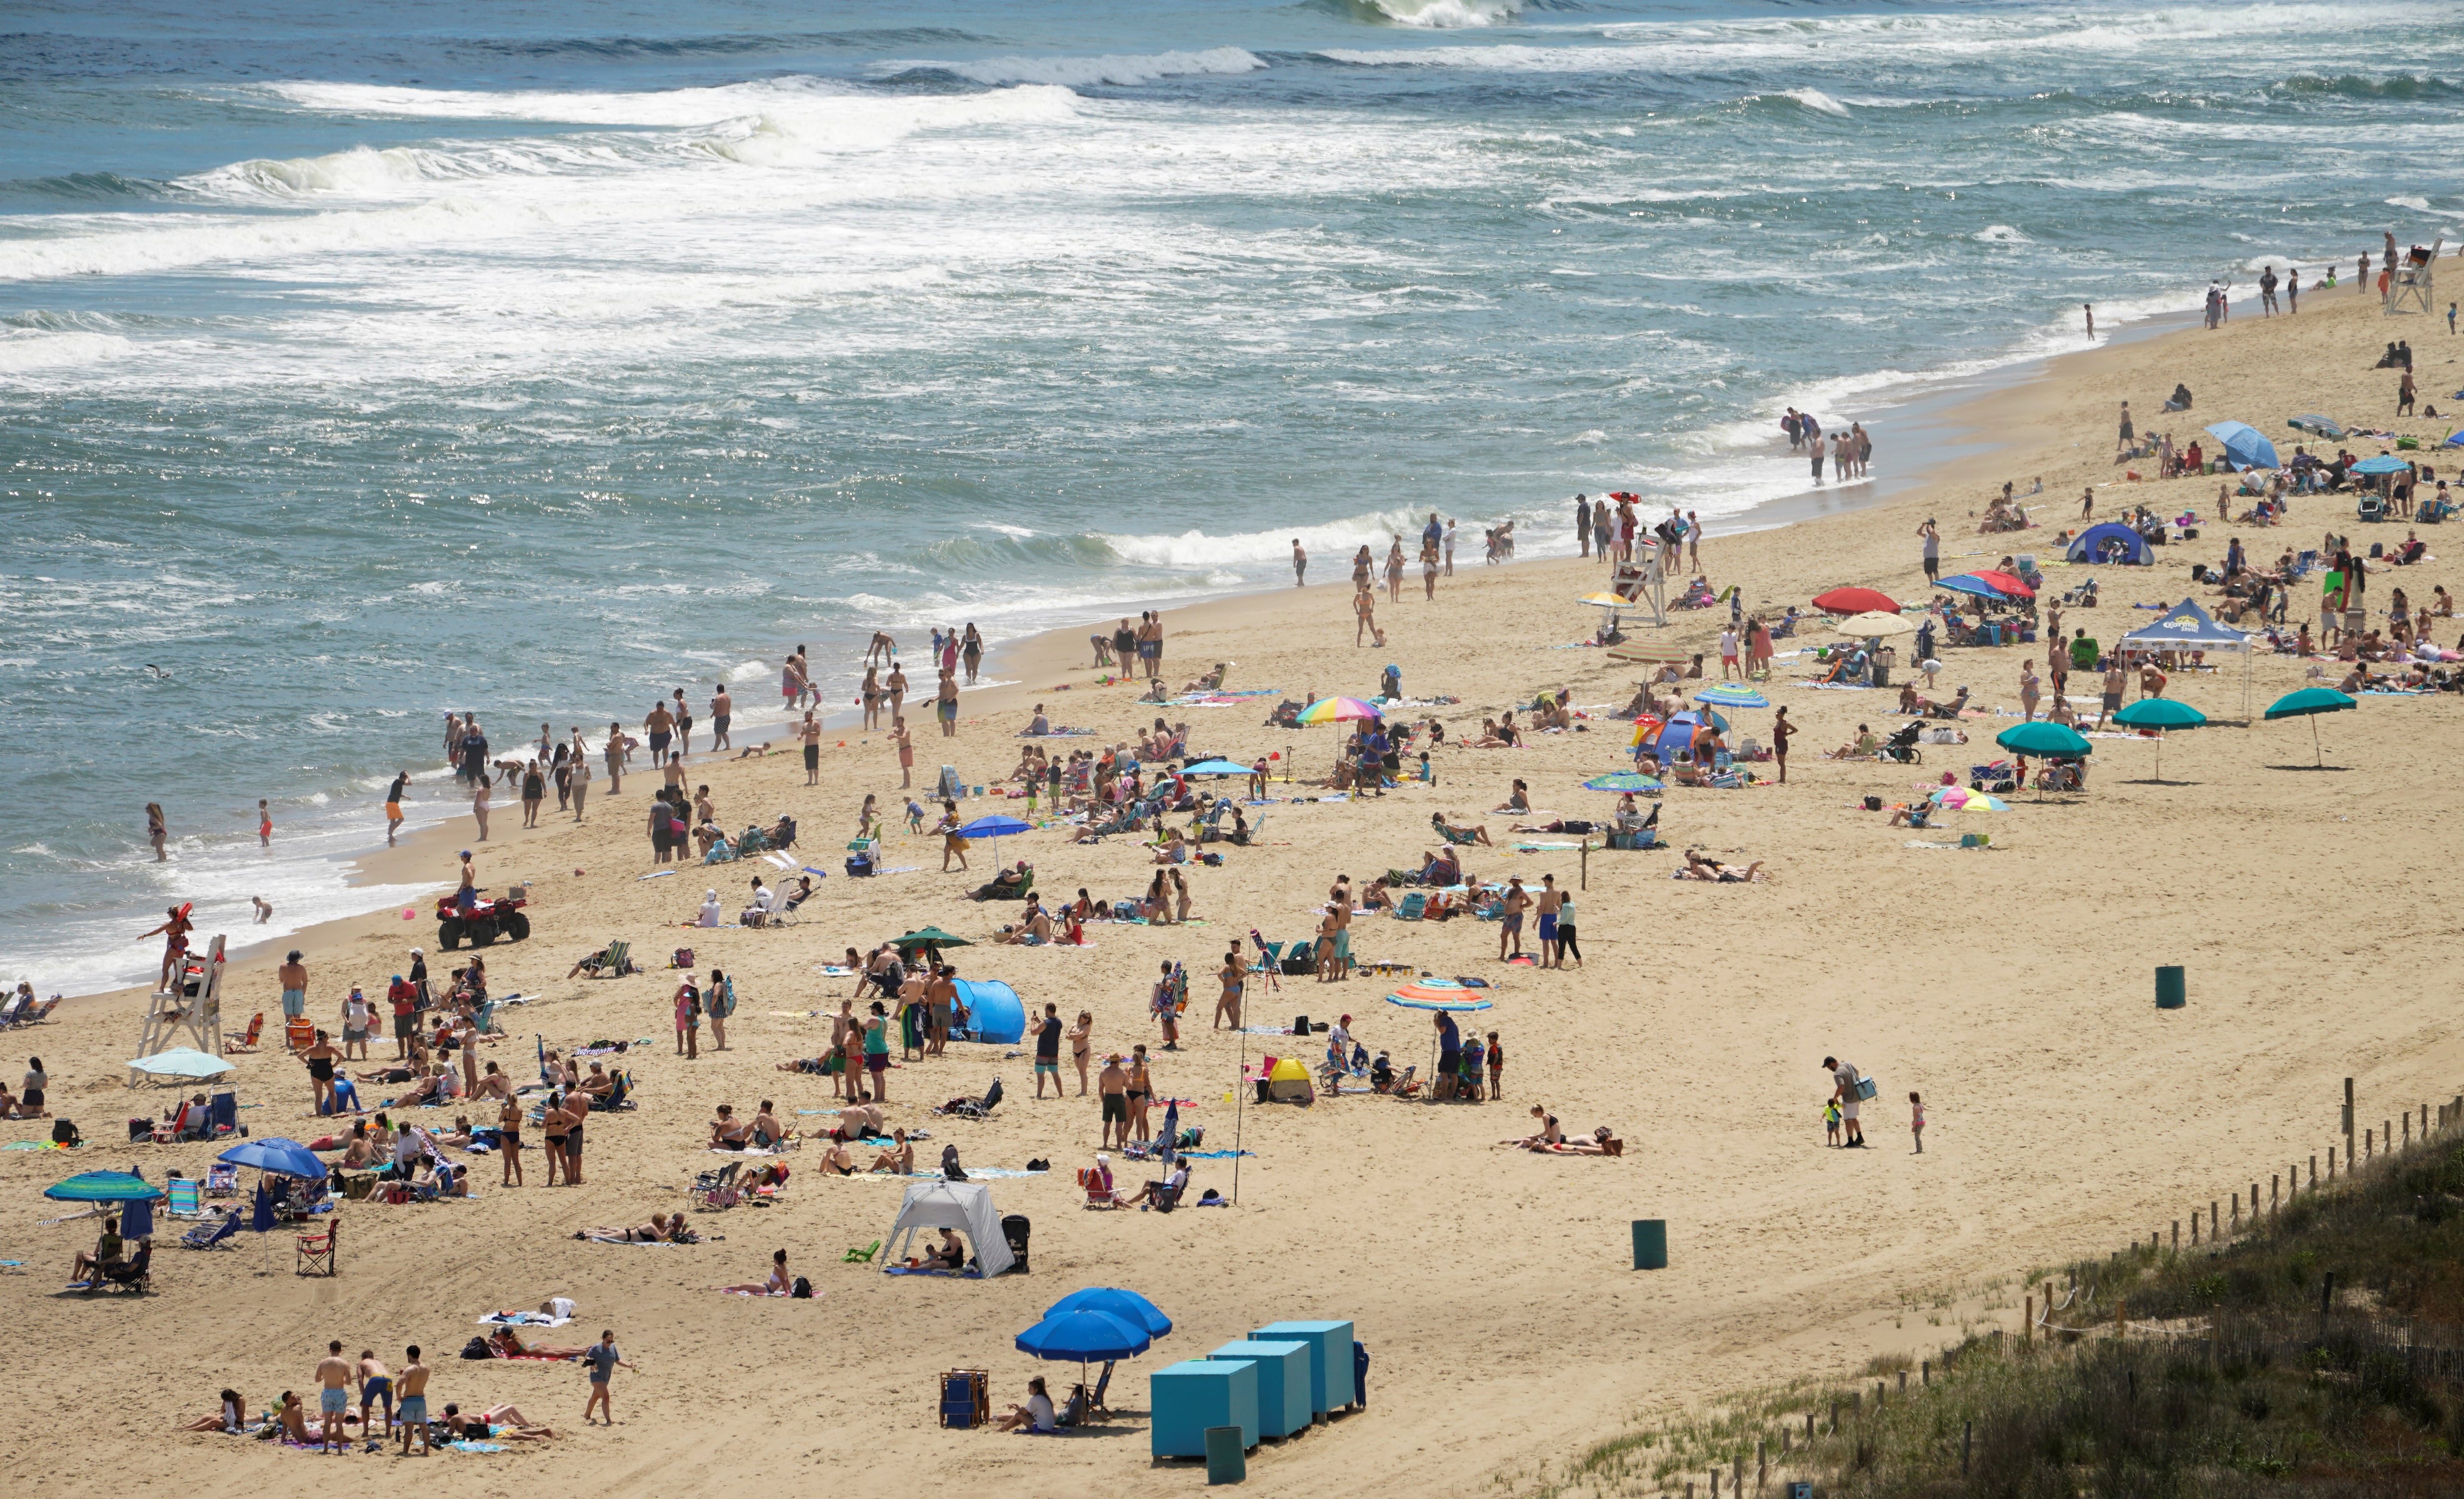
xmin=6 ymin=280 xmax=2462 ymax=1497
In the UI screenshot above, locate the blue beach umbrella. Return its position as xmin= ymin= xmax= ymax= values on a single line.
xmin=2350 ymin=454 xmax=2409 ymax=476
xmin=1046 ymin=1287 xmax=1173 ymax=1338
xmin=956 ymin=813 xmax=1032 ymax=864
xmin=1017 ymin=1308 xmax=1152 ymax=1362
xmin=1695 ymin=684 xmax=1770 ymax=710
xmin=219 ymin=1137 xmax=329 ymax=1181
xmin=1178 ymin=759 xmax=1254 ymax=777
xmin=248 ymin=1182 xmax=276 ymax=1234
xmin=2204 ymin=421 xmax=2279 ymax=471
xmin=1934 ymin=575 xmax=2003 ymax=600
xmin=119 ymin=1193 xmax=156 ymax=1241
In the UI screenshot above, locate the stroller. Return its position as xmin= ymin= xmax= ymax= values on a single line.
xmin=1877 ymin=722 xmax=1925 ymax=764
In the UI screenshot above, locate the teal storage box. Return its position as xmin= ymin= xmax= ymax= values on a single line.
xmin=1151 ymin=1360 xmax=1259 ymax=1458
xmin=1210 ymin=1339 xmax=1312 ymax=1438
xmin=1250 ymin=1320 xmax=1354 ymax=1415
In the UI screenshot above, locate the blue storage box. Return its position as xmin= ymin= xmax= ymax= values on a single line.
xmin=1209 ymin=1340 xmax=1312 ymax=1439
xmin=1150 ymin=1359 xmax=1258 ymax=1458
xmin=1249 ymin=1320 xmax=1354 ymax=1415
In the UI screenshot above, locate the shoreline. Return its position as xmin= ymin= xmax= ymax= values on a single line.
xmin=34 ymin=294 xmax=2217 ymax=1010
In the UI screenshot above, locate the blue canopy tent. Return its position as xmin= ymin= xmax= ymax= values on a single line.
xmin=2066 ymin=523 xmax=2154 ymax=566
xmin=2204 ymin=421 xmax=2279 ymax=472
xmin=955 ymin=979 xmax=1026 ymax=1044
xmin=2117 ymin=597 xmax=2254 ymax=719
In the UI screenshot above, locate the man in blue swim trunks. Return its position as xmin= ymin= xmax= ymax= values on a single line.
xmin=315 ymin=1341 xmax=352 ymax=1452
xmin=357 ymin=1349 xmax=393 ymax=1438
xmin=396 ymin=1345 xmax=432 ymax=1455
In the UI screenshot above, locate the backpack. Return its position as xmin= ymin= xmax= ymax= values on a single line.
xmin=789 ymin=1276 xmax=814 ymax=1299
xmin=51 ymin=1119 xmax=80 ymax=1147
xmin=941 ymin=1144 xmax=967 ymax=1182
xmin=460 ymin=1336 xmax=494 ymax=1361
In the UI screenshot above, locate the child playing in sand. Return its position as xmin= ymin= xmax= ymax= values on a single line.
xmin=1824 ymin=1098 xmax=1842 ymax=1147
xmin=1910 ymin=1091 xmax=1926 ymax=1154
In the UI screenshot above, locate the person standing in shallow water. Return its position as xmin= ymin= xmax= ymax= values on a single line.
xmin=1291 ymin=539 xmax=1306 ymax=587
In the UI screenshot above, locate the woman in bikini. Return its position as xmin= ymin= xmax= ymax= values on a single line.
xmin=1214 ymin=951 xmax=1244 ymax=1031
xmin=715 ymin=1249 xmax=794 ymax=1297
xmin=540 ymin=1089 xmax=568 ymax=1187
xmin=1125 ymin=1044 xmax=1154 ymax=1144
xmin=579 ymin=1212 xmax=691 ymax=1244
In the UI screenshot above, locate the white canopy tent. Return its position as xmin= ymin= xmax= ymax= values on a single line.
xmin=884 ymin=1180 xmax=1014 ymax=1278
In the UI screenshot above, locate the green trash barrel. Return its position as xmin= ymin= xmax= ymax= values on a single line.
xmin=1205 ymin=1425 xmax=1246 ymax=1484
xmin=1632 ymin=1219 xmax=1668 ymax=1270
xmin=2156 ymin=966 xmax=2186 ymax=1010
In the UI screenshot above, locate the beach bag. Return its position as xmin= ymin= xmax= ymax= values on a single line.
xmin=460 ymin=1336 xmax=494 ymax=1361
xmin=790 ymin=1276 xmax=814 ymax=1299
xmin=52 ymin=1119 xmax=80 ymax=1147
xmin=941 ymin=1144 xmax=967 ymax=1182
xmin=671 ymin=948 xmax=695 ymax=969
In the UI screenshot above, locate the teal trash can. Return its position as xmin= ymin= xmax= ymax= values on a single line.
xmin=1205 ymin=1424 xmax=1246 ymax=1484
xmin=2156 ymin=965 xmax=2186 ymax=1009
xmin=1633 ymin=1219 xmax=1668 ymax=1270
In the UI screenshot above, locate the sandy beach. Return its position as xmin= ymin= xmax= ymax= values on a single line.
xmin=6 ymin=278 xmax=2462 ymax=1497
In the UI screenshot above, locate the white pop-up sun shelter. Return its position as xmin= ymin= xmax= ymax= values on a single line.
xmin=884 ymin=1180 xmax=1014 ymax=1278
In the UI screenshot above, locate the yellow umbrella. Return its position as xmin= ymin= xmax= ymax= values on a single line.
xmin=1576 ymin=591 xmax=1634 ymax=610
xmin=1833 ymin=611 xmax=1916 ymax=638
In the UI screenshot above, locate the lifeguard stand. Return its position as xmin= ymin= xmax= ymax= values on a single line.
xmin=2385 ymin=237 xmax=2441 ymax=315
xmin=1610 ymin=540 xmax=1668 ymax=628
xmin=134 ymin=933 xmax=225 ymax=1077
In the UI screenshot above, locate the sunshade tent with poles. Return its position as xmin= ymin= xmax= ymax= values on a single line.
xmin=2264 ymin=686 xmax=2356 ymax=767
xmin=2110 ymin=697 xmax=2207 ymax=782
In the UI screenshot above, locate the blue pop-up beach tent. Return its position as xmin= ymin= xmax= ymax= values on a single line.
xmin=955 ymin=979 xmax=1026 ymax=1044
xmin=2066 ymin=523 xmax=2154 ymax=566
xmin=2204 ymin=420 xmax=2278 ymax=471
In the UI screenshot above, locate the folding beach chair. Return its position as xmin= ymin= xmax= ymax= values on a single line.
xmin=223 ymin=1013 xmax=264 ymax=1053
xmin=166 ymin=1179 xmax=203 ymax=1217
xmin=0 ymin=995 xmax=24 ymax=1028
xmin=204 ymin=1162 xmax=239 ymax=1198
xmin=295 ymin=1218 xmax=339 ymax=1276
xmin=179 ymin=1210 xmax=242 ymax=1251
xmin=843 ymin=1239 xmax=881 ymax=1264
xmin=690 ymin=1162 xmax=743 ymax=1212
xmin=1229 ymin=812 xmax=1267 ymax=847
xmin=1394 ymin=892 xmax=1427 ymax=921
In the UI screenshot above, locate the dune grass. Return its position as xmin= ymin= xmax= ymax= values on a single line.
xmin=1522 ymin=1112 xmax=2464 ymax=1499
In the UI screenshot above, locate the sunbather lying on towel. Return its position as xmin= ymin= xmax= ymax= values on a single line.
xmin=442 ymin=1403 xmax=555 ymax=1441
xmin=1431 ymin=812 xmax=1491 ymax=846
xmin=487 ymin=1328 xmax=588 ymax=1360
xmin=1546 ymin=1125 xmax=1623 ymax=1156
xmin=577 ymin=1212 xmax=696 ymax=1244
xmin=1676 ymin=850 xmax=1766 ymax=883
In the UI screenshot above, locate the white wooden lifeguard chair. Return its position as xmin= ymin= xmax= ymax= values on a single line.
xmin=2385 ymin=237 xmax=2441 ymax=316
xmin=134 ymin=933 xmax=225 ymax=1080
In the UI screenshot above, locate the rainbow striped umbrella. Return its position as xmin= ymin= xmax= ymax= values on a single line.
xmin=1296 ymin=696 xmax=1382 ymax=725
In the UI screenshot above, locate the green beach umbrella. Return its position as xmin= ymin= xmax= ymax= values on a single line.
xmin=44 ymin=1171 xmax=164 ymax=1203
xmin=892 ymin=926 xmax=972 ymax=952
xmin=2111 ymin=698 xmax=2207 ymax=783
xmin=1993 ymin=721 xmax=2092 ymax=758
xmin=2263 ymin=686 xmax=2356 ymax=768
xmin=1580 ymin=771 xmax=1663 ymax=793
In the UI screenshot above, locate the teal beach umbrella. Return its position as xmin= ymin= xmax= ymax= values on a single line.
xmin=2111 ymin=698 xmax=2207 ymax=782
xmin=2263 ymin=686 xmax=2355 ymax=767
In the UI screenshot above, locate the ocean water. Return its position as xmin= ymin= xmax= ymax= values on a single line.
xmin=4 ymin=0 xmax=2461 ymax=994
